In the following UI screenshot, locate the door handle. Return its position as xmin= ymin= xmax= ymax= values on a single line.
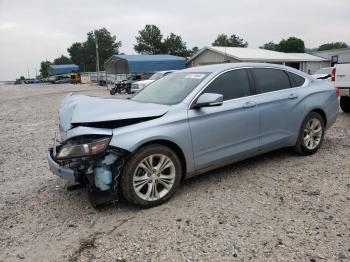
xmin=288 ymin=93 xmax=298 ymax=100
xmin=243 ymin=101 xmax=257 ymax=108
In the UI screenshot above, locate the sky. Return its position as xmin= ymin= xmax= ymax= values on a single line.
xmin=0 ymin=0 xmax=349 ymax=80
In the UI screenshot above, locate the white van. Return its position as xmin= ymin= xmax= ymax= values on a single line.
xmin=335 ymin=64 xmax=350 ymax=112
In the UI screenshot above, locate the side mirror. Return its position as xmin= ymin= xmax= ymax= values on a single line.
xmin=192 ymin=93 xmax=223 ymax=109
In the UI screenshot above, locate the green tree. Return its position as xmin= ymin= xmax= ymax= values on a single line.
xmin=163 ymin=33 xmax=191 ymax=57
xmin=39 ymin=60 xmax=52 ymax=78
xmin=260 ymin=41 xmax=278 ymax=51
xmin=318 ymin=42 xmax=348 ymax=51
xmin=276 ymin=37 xmax=305 ymax=53
xmin=190 ymin=46 xmax=199 ymax=56
xmin=53 ymin=55 xmax=72 ymax=65
xmin=68 ymin=42 xmax=85 ymax=70
xmin=212 ymin=34 xmax=228 ymax=46
xmin=87 ymin=28 xmax=121 ymax=71
xmin=134 ymin=25 xmax=164 ymax=54
xmin=212 ymin=34 xmax=248 ymax=47
xmin=261 ymin=37 xmax=305 ymax=53
xmin=67 ymin=28 xmax=121 ymax=72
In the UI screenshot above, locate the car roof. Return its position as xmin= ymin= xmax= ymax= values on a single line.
xmin=181 ymin=62 xmax=310 ymax=77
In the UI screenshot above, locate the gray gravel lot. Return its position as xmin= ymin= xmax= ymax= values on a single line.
xmin=0 ymin=84 xmax=349 ymax=262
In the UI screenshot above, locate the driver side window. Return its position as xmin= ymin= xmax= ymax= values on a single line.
xmin=204 ymin=69 xmax=251 ymax=101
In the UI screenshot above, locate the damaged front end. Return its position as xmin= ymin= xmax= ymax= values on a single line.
xmin=48 ymin=93 xmax=170 ymax=206
xmin=48 ymin=134 xmax=127 ymax=205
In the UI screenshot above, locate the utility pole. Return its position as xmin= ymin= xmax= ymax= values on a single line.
xmin=27 ymin=68 xmax=30 ymax=79
xmin=95 ymin=31 xmax=100 ymax=81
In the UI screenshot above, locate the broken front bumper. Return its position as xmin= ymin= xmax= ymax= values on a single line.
xmin=47 ymin=148 xmax=76 ymax=182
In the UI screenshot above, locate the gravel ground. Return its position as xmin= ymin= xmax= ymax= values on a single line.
xmin=0 ymin=84 xmax=349 ymax=262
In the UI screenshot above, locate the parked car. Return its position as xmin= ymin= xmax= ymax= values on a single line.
xmin=110 ymin=74 xmax=142 ymax=95
xmin=131 ymin=70 xmax=176 ymax=93
xmin=312 ymin=67 xmax=334 ymax=81
xmin=24 ymin=79 xmax=41 ymax=84
xmin=49 ymin=75 xmax=70 ymax=84
xmin=48 ymin=63 xmax=338 ymax=208
xmin=334 ymin=63 xmax=350 ymax=112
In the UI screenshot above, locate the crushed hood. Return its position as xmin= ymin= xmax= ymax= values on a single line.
xmin=59 ymin=93 xmax=169 ymax=132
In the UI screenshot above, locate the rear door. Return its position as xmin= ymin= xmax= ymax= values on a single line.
xmin=188 ymin=69 xmax=260 ymax=169
xmin=251 ymin=68 xmax=306 ymax=151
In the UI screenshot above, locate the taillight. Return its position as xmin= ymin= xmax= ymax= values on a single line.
xmin=331 ymin=68 xmax=336 ymax=81
xmin=336 ymin=87 xmax=340 ymax=97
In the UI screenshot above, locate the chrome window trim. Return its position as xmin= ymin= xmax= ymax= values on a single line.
xmin=189 ymin=66 xmax=309 ymax=109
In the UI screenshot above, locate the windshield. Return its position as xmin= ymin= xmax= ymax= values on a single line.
xmin=131 ymin=72 xmax=210 ymax=105
xmin=149 ymin=72 xmax=163 ymax=81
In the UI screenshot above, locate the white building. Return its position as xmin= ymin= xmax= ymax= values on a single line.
xmin=187 ymin=46 xmax=329 ymax=74
xmin=312 ymin=47 xmax=350 ymax=66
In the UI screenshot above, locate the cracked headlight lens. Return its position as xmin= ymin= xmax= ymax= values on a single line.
xmin=56 ymin=137 xmax=110 ymax=160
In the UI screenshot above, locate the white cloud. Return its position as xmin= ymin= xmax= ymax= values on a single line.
xmin=0 ymin=22 xmax=18 ymax=30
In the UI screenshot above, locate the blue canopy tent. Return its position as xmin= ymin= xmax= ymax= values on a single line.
xmin=49 ymin=64 xmax=79 ymax=75
xmin=104 ymin=55 xmax=186 ymax=74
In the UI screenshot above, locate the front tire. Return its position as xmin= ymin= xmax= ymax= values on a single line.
xmin=340 ymin=96 xmax=350 ymax=113
xmin=294 ymin=112 xmax=325 ymax=155
xmin=120 ymin=144 xmax=182 ymax=208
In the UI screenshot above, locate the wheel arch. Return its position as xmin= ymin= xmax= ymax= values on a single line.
xmin=310 ymin=108 xmax=327 ymax=126
xmin=293 ymin=107 xmax=328 ymax=147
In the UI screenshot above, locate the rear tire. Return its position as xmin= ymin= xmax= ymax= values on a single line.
xmin=120 ymin=144 xmax=182 ymax=208
xmin=110 ymin=89 xmax=116 ymax=95
xmin=294 ymin=112 xmax=325 ymax=156
xmin=340 ymin=96 xmax=350 ymax=113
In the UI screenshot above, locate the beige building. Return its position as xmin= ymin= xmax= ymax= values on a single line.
xmin=187 ymin=46 xmax=329 ymax=74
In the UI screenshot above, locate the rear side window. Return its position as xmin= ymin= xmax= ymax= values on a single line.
xmin=253 ymin=68 xmax=291 ymax=93
xmin=204 ymin=69 xmax=251 ymax=100
xmin=286 ymin=71 xmax=306 ymax=87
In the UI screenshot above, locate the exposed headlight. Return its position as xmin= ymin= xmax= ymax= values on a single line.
xmin=56 ymin=137 xmax=110 ymax=160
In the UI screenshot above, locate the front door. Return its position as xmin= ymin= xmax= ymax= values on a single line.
xmin=188 ymin=69 xmax=260 ymax=169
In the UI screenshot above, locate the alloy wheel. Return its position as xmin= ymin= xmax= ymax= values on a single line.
xmin=303 ymin=118 xmax=323 ymax=150
xmin=133 ymin=154 xmax=176 ymax=201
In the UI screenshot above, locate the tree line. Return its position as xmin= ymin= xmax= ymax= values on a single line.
xmin=39 ymin=25 xmax=348 ymax=77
